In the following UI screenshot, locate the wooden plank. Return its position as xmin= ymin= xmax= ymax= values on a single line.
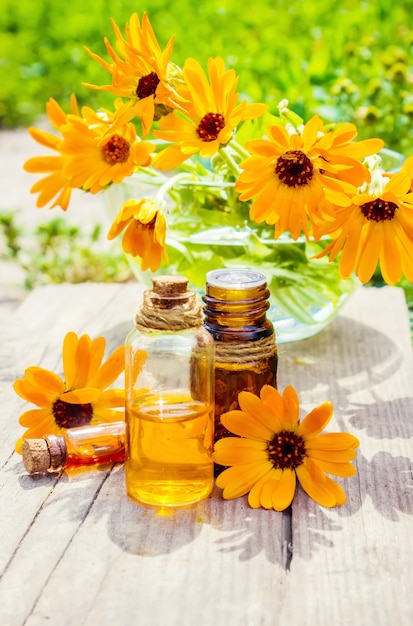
xmin=277 ymin=286 xmax=413 ymax=625
xmin=23 ymin=476 xmax=286 ymax=626
xmin=0 ymin=282 xmax=285 ymax=626
xmin=0 ymin=283 xmax=141 ymax=465
xmin=1 ymin=284 xmax=412 ymax=625
xmin=0 ymin=283 xmax=146 ymax=622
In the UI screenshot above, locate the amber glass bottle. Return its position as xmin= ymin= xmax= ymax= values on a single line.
xmin=203 ymin=268 xmax=278 ymax=443
xmin=125 ymin=276 xmax=215 ymax=507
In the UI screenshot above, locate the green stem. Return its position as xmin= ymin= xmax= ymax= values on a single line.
xmin=218 ymin=145 xmax=242 ymax=177
xmin=277 ymin=101 xmax=304 ymax=130
xmin=227 ymin=137 xmax=250 ymax=160
xmin=156 ymin=172 xmax=195 ymax=207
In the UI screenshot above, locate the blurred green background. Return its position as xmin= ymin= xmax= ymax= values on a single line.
xmin=1 ymin=0 xmax=413 ymax=153
xmin=1 ymin=0 xmax=413 ymax=326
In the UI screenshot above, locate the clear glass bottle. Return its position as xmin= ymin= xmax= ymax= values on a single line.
xmin=22 ymin=421 xmax=126 ymax=474
xmin=125 ymin=275 xmax=215 ymax=507
xmin=203 ymin=268 xmax=278 ymax=443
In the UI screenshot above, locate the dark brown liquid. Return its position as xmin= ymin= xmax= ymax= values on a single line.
xmin=214 ymin=355 xmax=278 ymax=441
xmin=202 ymin=270 xmax=278 ymax=475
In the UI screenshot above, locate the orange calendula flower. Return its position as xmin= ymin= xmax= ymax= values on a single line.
xmin=24 ymin=96 xmax=154 ymax=207
xmin=152 ymin=56 xmax=267 ymax=170
xmin=214 ymin=385 xmax=359 ymax=511
xmin=83 ymin=12 xmax=178 ymax=136
xmin=235 ymin=115 xmax=384 ymax=240
xmin=315 ymin=167 xmax=413 ymax=284
xmin=14 ymin=332 xmax=126 ymax=454
xmin=60 ymin=101 xmax=154 ymax=194
xmin=107 ymin=198 xmax=168 ymax=271
xmin=23 ymin=95 xmax=80 ymax=210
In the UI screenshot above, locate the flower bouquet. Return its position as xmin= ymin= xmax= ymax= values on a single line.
xmin=24 ymin=12 xmax=413 ymax=341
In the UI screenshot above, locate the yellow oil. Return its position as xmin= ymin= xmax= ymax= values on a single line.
xmin=126 ymin=391 xmax=214 ymax=507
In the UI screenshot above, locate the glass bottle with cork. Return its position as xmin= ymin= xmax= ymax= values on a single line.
xmin=125 ymin=275 xmax=215 ymax=507
xmin=22 ymin=421 xmax=126 ymax=474
xmin=203 ymin=268 xmax=278 ymax=443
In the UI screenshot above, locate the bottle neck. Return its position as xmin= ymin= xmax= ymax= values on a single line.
xmin=203 ymin=285 xmax=274 ymax=342
xmin=135 ymin=277 xmax=203 ymax=331
xmin=45 ymin=434 xmax=67 ymax=471
xmin=204 ymin=280 xmax=270 ymax=303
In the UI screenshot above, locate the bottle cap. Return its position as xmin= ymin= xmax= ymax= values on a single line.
xmin=22 ymin=438 xmax=52 ymax=474
xmin=206 ymin=268 xmax=266 ymax=290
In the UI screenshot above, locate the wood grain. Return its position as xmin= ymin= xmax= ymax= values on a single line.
xmin=1 ymin=283 xmax=412 ymax=625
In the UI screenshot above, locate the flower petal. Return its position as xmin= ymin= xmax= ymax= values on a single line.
xmin=213 ymin=437 xmax=268 ymax=466
xmin=305 ymin=432 xmax=360 ymax=450
xmin=61 ymin=388 xmax=102 ymax=404
xmin=15 ymin=418 xmax=60 ymax=454
xmin=98 ymin=388 xmax=126 ymax=408
xmin=220 ymin=409 xmax=273 ymax=441
xmin=298 ymin=401 xmax=333 ymax=439
xmin=311 ymin=458 xmax=357 ymax=477
xmin=259 ymin=385 xmax=285 ymax=430
xmin=282 ymin=386 xmax=300 ymax=429
xmin=24 ymin=367 xmax=65 ymax=396
xmin=63 ymin=332 xmax=79 ymax=389
xmin=308 ymin=447 xmax=357 ymax=463
xmin=18 ymin=408 xmax=50 ymax=427
xmin=247 ymin=468 xmax=282 ymax=508
xmin=324 ymin=476 xmax=347 ymax=505
xmin=238 ymin=390 xmax=283 ymax=434
xmin=13 ymin=378 xmax=58 ymax=408
xmin=216 ymin=461 xmax=273 ymax=499
xmin=296 ymin=460 xmax=337 ymax=507
xmin=73 ymin=334 xmax=92 ymax=389
xmin=92 ymin=407 xmax=125 ymax=422
xmin=271 ymin=469 xmax=297 ymax=511
xmin=87 ymin=336 xmax=107 ymax=381
xmin=88 ymin=345 xmax=125 ymax=389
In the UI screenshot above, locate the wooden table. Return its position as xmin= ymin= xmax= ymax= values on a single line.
xmin=1 ymin=282 xmax=412 ymax=626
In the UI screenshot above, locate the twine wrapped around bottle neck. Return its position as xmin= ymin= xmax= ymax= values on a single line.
xmin=213 ymin=334 xmax=277 ymax=364
xmin=134 ymin=275 xmax=203 ymax=331
xmin=135 ymin=302 xmax=203 ymax=331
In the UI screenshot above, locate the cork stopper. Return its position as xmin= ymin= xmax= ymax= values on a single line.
xmin=152 ymin=275 xmax=189 ymax=296
xmin=22 ymin=435 xmax=67 ymax=474
xmin=135 ymin=275 xmax=202 ymax=330
xmin=146 ymin=275 xmax=192 ymax=310
xmin=22 ymin=438 xmax=52 ymax=474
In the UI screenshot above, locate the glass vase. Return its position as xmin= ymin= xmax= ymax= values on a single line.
xmin=105 ymin=173 xmax=358 ymax=343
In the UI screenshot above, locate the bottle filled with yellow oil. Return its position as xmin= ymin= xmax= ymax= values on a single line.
xmin=125 ymin=276 xmax=215 ymax=507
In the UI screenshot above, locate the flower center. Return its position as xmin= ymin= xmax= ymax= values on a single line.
xmin=196 ymin=112 xmax=225 ymax=142
xmin=360 ymin=198 xmax=397 ymax=222
xmin=139 ymin=216 xmax=157 ymax=230
xmin=52 ymin=398 xmax=93 ymax=429
xmin=275 ymin=150 xmax=314 ymax=187
xmin=267 ymin=430 xmax=306 ymax=470
xmin=101 ymin=135 xmax=130 ymax=164
xmin=136 ymin=72 xmax=160 ymax=99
